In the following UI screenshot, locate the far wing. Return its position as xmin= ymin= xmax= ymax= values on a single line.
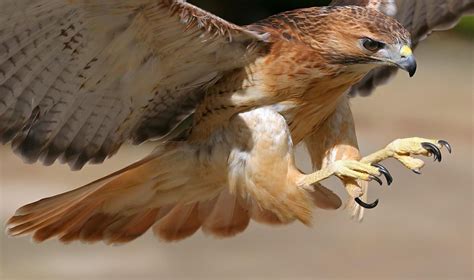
xmin=331 ymin=0 xmax=474 ymax=96
xmin=330 ymin=0 xmax=397 ymax=16
xmin=0 ymin=0 xmax=268 ymax=169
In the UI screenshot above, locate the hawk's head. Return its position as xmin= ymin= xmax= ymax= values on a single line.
xmin=314 ymin=6 xmax=416 ymax=77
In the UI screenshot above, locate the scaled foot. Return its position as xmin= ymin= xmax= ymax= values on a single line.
xmin=361 ymin=137 xmax=452 ymax=174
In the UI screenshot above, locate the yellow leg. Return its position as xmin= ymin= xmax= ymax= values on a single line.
xmin=303 ymin=160 xmax=381 ymax=186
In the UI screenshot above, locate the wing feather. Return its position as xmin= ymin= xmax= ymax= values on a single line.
xmin=0 ymin=0 xmax=268 ymax=169
xmin=331 ymin=0 xmax=397 ymax=16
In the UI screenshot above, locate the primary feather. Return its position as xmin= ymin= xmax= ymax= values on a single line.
xmin=0 ymin=0 xmax=268 ymax=169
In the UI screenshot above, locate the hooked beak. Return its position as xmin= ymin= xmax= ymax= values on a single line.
xmin=396 ymin=45 xmax=417 ymax=77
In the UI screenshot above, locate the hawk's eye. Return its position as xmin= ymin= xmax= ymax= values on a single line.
xmin=362 ymin=38 xmax=385 ymax=52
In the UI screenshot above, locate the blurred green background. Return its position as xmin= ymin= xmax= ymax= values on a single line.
xmin=457 ymin=16 xmax=474 ymax=35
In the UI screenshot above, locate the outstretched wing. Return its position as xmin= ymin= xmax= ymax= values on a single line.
xmin=331 ymin=0 xmax=474 ymax=96
xmin=0 ymin=0 xmax=268 ymax=169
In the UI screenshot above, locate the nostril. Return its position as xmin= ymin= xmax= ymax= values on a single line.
xmin=400 ymin=45 xmax=413 ymax=58
xmin=400 ymin=53 xmax=410 ymax=59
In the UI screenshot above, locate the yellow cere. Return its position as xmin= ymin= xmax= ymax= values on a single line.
xmin=400 ymin=45 xmax=413 ymax=57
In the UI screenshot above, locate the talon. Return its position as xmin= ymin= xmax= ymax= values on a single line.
xmin=372 ymin=163 xmax=393 ymax=186
xmin=370 ymin=175 xmax=383 ymax=186
xmin=438 ymin=140 xmax=452 ymax=154
xmin=421 ymin=142 xmax=442 ymax=162
xmin=355 ymin=197 xmax=379 ymax=209
xmin=412 ymin=169 xmax=422 ymax=175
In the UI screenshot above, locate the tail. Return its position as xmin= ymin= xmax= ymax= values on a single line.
xmin=5 ymin=145 xmax=224 ymax=244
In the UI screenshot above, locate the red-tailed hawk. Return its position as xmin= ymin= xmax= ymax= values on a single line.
xmin=1 ymin=0 xmax=471 ymax=244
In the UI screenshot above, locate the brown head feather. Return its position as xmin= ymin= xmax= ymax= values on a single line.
xmin=249 ymin=6 xmax=410 ymax=67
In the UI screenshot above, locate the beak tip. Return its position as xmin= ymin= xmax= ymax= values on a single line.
xmin=408 ymin=64 xmax=417 ymax=77
xmin=399 ymin=56 xmax=417 ymax=78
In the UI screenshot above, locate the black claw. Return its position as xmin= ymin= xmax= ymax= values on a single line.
xmin=372 ymin=163 xmax=393 ymax=186
xmin=438 ymin=140 xmax=452 ymax=154
xmin=355 ymin=197 xmax=379 ymax=209
xmin=412 ymin=169 xmax=422 ymax=175
xmin=370 ymin=175 xmax=383 ymax=186
xmin=421 ymin=142 xmax=442 ymax=162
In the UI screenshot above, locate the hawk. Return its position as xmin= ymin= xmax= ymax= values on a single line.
xmin=1 ymin=0 xmax=472 ymax=244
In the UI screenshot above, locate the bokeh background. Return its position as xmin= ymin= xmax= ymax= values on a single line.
xmin=1 ymin=1 xmax=473 ymax=279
